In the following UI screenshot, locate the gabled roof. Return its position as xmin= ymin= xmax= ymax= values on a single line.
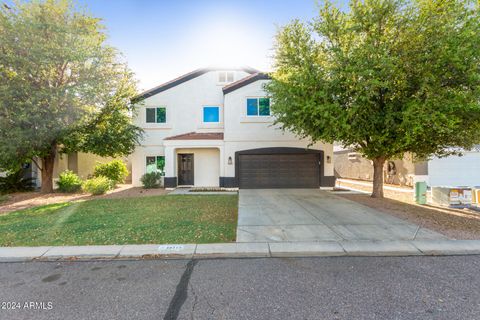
xmin=222 ymin=72 xmax=271 ymax=94
xmin=134 ymin=67 xmax=259 ymax=101
xmin=164 ymin=132 xmax=224 ymax=140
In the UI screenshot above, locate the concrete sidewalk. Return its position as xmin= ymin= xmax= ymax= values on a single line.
xmin=1 ymin=240 xmax=479 ymax=262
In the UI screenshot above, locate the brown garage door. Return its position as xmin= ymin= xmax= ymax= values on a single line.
xmin=238 ymin=153 xmax=320 ymax=188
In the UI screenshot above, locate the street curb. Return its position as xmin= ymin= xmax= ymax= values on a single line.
xmin=1 ymin=240 xmax=479 ymax=262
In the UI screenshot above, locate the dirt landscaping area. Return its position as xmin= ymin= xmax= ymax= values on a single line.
xmin=0 ymin=184 xmax=169 ymax=214
xmin=336 ymin=178 xmax=414 ymax=203
xmin=337 ymin=193 xmax=480 ymax=240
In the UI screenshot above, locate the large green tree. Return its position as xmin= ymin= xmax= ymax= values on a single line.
xmin=0 ymin=0 xmax=142 ymax=192
xmin=267 ymin=0 xmax=480 ymax=197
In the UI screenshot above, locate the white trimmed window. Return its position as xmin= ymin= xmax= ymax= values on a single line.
xmin=203 ymin=106 xmax=220 ymax=123
xmin=246 ymin=98 xmax=270 ymax=116
xmin=218 ymin=71 xmax=234 ymax=83
xmin=146 ymin=156 xmax=165 ymax=175
xmin=146 ymin=107 xmax=166 ymax=123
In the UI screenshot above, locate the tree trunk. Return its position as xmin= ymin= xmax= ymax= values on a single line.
xmin=40 ymin=144 xmax=56 ymax=193
xmin=371 ymin=157 xmax=385 ymax=198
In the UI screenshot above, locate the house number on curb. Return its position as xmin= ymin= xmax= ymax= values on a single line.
xmin=158 ymin=245 xmax=184 ymax=252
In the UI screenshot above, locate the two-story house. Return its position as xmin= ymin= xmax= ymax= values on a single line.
xmin=131 ymin=67 xmax=335 ymax=189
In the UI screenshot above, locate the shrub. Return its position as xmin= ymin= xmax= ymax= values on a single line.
xmin=93 ymin=160 xmax=128 ymax=185
xmin=56 ymin=170 xmax=82 ymax=193
xmin=0 ymin=169 xmax=35 ymax=194
xmin=82 ymin=176 xmax=113 ymax=195
xmin=140 ymin=172 xmax=162 ymax=189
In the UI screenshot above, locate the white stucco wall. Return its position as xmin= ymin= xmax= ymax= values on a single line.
xmin=428 ymin=151 xmax=480 ymax=187
xmin=131 ymin=146 xmax=166 ymax=186
xmin=131 ymin=70 xmax=249 ymax=186
xmin=223 ymin=80 xmax=334 ymax=178
xmin=133 ymin=70 xmax=250 ymax=144
xmin=131 ymin=69 xmax=335 ymax=187
xmin=175 ymin=148 xmax=220 ymax=187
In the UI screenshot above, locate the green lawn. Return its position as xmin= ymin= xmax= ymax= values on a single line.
xmin=0 ymin=195 xmax=238 ymax=246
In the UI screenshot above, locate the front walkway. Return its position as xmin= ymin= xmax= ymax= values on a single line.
xmin=236 ymin=189 xmax=446 ymax=242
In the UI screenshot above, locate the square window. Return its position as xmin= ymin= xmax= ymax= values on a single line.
xmin=146 ymin=108 xmax=155 ymax=123
xmin=203 ymin=106 xmax=220 ymax=122
xmin=146 ymin=107 xmax=166 ymax=123
xmin=218 ymin=72 xmax=226 ymax=83
xmin=259 ymin=98 xmax=270 ymax=116
xmin=218 ymin=71 xmax=234 ymax=83
xmin=247 ymin=98 xmax=258 ymax=116
xmin=156 ymin=107 xmax=166 ymax=123
xmin=146 ymin=156 xmax=165 ymax=175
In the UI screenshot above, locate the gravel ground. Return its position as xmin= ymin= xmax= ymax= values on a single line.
xmin=0 ymin=185 xmax=169 ymax=214
xmin=337 ymin=193 xmax=480 ymax=240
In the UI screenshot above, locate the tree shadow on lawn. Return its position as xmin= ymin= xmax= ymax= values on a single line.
xmin=0 ymin=184 xmax=169 ymax=215
xmin=0 ymin=195 xmax=238 ymax=246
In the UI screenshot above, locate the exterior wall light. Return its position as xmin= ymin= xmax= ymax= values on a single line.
xmin=228 ymin=156 xmax=233 ymax=165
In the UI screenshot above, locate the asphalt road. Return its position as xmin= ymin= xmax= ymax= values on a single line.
xmin=1 ymin=256 xmax=479 ymax=320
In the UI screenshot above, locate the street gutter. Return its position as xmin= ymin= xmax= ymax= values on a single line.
xmin=1 ymin=240 xmax=480 ymax=262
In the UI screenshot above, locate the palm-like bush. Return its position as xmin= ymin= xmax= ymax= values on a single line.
xmin=0 ymin=170 xmax=36 ymax=194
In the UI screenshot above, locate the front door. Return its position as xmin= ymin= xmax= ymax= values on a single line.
xmin=178 ymin=154 xmax=194 ymax=185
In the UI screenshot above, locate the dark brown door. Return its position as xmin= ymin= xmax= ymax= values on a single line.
xmin=178 ymin=154 xmax=194 ymax=185
xmin=239 ymin=153 xmax=319 ymax=188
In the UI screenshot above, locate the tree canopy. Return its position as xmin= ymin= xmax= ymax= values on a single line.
xmin=0 ymin=0 xmax=142 ymax=192
xmin=267 ymin=0 xmax=480 ymax=197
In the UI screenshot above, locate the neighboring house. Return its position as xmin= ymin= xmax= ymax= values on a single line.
xmin=131 ymin=67 xmax=335 ymax=188
xmin=27 ymin=152 xmax=131 ymax=188
xmin=334 ymin=146 xmax=427 ymax=187
xmin=427 ymin=146 xmax=480 ymax=187
xmin=334 ymin=145 xmax=480 ymax=188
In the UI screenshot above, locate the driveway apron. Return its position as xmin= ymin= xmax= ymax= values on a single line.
xmin=236 ymin=189 xmax=447 ymax=242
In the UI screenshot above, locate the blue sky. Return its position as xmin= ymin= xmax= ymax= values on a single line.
xmin=77 ymin=0 xmax=325 ymax=90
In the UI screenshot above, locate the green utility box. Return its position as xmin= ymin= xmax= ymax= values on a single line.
xmin=415 ymin=181 xmax=427 ymax=205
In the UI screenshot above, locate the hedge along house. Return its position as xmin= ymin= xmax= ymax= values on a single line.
xmin=15 ymin=152 xmax=132 ymax=189
xmin=131 ymin=67 xmax=335 ymax=189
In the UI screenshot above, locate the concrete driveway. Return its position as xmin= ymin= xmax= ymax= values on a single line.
xmin=236 ymin=189 xmax=446 ymax=242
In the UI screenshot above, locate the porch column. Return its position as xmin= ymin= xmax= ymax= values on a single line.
xmin=219 ymin=146 xmax=225 ymax=177
xmin=164 ymin=146 xmax=177 ymax=188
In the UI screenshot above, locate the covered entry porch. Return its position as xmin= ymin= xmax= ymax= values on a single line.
xmin=163 ymin=132 xmax=224 ymax=188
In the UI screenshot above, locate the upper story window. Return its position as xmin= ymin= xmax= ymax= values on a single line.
xmin=146 ymin=107 xmax=166 ymax=123
xmin=218 ymin=71 xmax=234 ymax=83
xmin=247 ymin=98 xmax=270 ymax=116
xmin=203 ymin=106 xmax=220 ymax=123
